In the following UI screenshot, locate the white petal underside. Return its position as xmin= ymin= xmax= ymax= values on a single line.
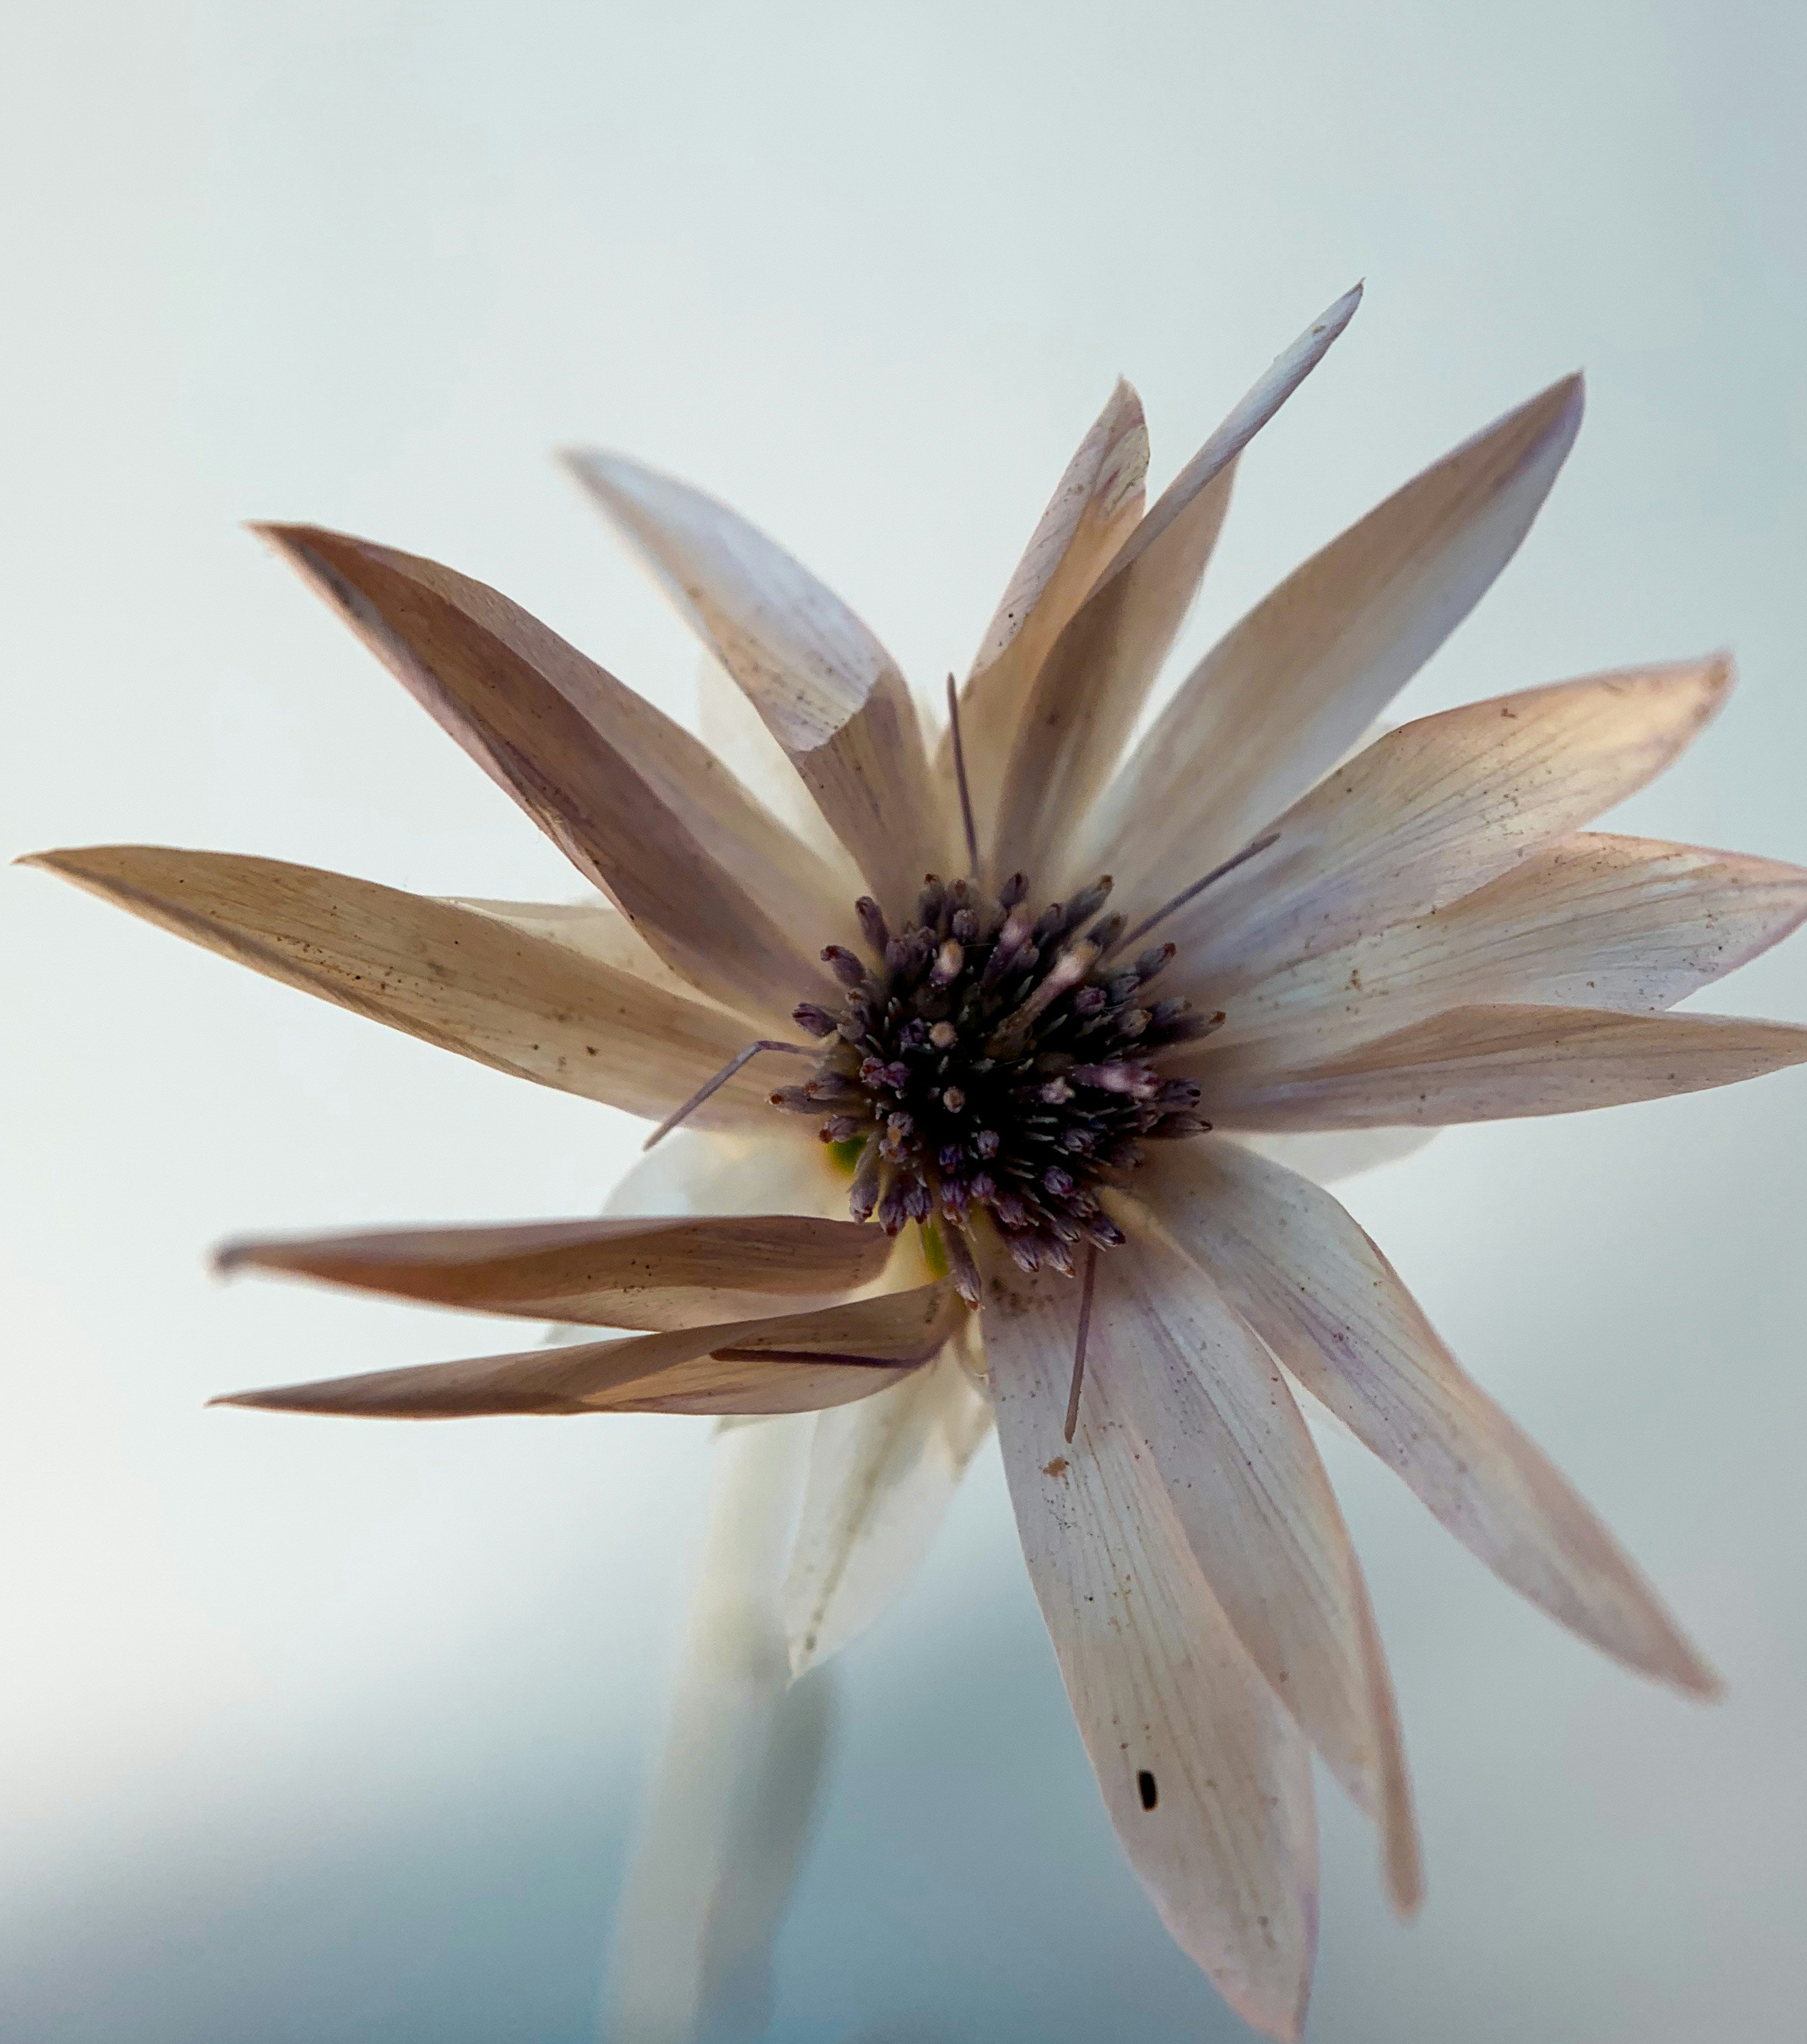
xmin=26 ymin=847 xmax=778 ymax=1130
xmin=980 ymin=1245 xmax=1319 ymax=2041
xmin=998 ymin=285 xmax=1365 ymax=890
xmin=1232 ymin=1128 xmax=1439 ymax=1184
xmin=258 ymin=525 xmax=845 ymax=1021
xmin=936 ymin=380 xmax=1148 ymax=847
xmin=694 ymin=651 xmax=858 ymax=874
xmin=1162 ymin=657 xmax=1732 ymax=1000
xmin=1140 ymin=1140 xmax=1717 ymax=1694
xmin=214 ymin=1282 xmax=960 ymax=1418
xmin=783 ymin=1347 xmax=993 ymax=1677
xmin=214 ymin=1212 xmax=895 ymax=1331
xmin=447 ymin=893 xmax=749 ymax=1015
xmin=567 ymin=452 xmax=953 ymax=912
xmin=1208 ymin=832 xmax=1807 ymax=1060
xmin=605 ymin=1125 xmax=860 ymax=1226
xmin=1076 ymin=1224 xmax=1419 ymax=1910
xmin=603 ymin=1412 xmax=832 ymax=2044
xmin=1198 ymin=1002 xmax=1807 ymax=1128
xmin=1083 ymin=376 xmax=1585 ymax=910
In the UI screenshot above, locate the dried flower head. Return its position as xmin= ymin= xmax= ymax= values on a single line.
xmin=29 ymin=285 xmax=1807 ymax=2038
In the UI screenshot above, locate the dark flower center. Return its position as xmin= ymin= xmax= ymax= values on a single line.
xmin=779 ymin=871 xmax=1221 ymax=1299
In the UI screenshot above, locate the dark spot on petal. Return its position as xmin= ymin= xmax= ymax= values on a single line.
xmin=1137 ymin=1769 xmax=1158 ymax=1811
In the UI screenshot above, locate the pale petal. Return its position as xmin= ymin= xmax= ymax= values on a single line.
xmin=602 ymin=1412 xmax=834 ymax=2044
xmin=216 ymin=1213 xmax=893 ymax=1330
xmin=26 ymin=847 xmax=776 ymax=1129
xmin=212 ymin=1282 xmax=960 ymax=1418
xmin=1234 ymin=1128 xmax=1439 ymax=1184
xmin=997 ymin=285 xmax=1365 ymax=888
xmin=695 ymin=651 xmax=856 ymax=873
xmin=258 ymin=524 xmax=843 ymax=1020
xmin=782 ymin=1348 xmax=992 ymax=1676
xmin=1198 ymin=1002 xmax=1807 ymax=1129
xmin=980 ymin=1245 xmax=1318 ymax=2040
xmin=1140 ymin=1139 xmax=1717 ymax=1693
xmin=566 ymin=454 xmax=952 ymax=911
xmin=604 ymin=1126 xmax=858 ymax=1226
xmin=1163 ymin=657 xmax=1732 ymax=998
xmin=1080 ymin=1223 xmax=1419 ymax=1911
xmin=1213 ymin=833 xmax=1807 ymax=1059
xmin=448 ymin=892 xmax=747 ymax=1013
xmin=1085 ymin=377 xmax=1585 ymax=906
xmin=935 ymin=380 xmax=1149 ymax=845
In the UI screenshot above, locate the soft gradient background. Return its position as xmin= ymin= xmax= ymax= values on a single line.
xmin=3 ymin=3 xmax=1804 ymax=2039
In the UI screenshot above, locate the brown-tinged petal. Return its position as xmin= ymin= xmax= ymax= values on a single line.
xmin=1211 ymin=833 xmax=1807 ymax=1061
xmin=935 ymin=381 xmax=1149 ymax=845
xmin=256 ymin=524 xmax=842 ymax=1020
xmin=565 ymin=453 xmax=952 ymax=911
xmin=1198 ymin=1002 xmax=1807 ymax=1128
xmin=1140 ymin=1140 xmax=1718 ymax=1694
xmin=603 ymin=1414 xmax=833 ymax=2044
xmin=1084 ymin=377 xmax=1585 ymax=904
xmin=216 ymin=1212 xmax=893 ymax=1330
xmin=212 ymin=1281 xmax=960 ymax=1418
xmin=979 ymin=1244 xmax=1318 ymax=2040
xmin=995 ymin=284 xmax=1364 ymax=889
xmin=782 ymin=1349 xmax=992 ymax=1675
xmin=24 ymin=847 xmax=777 ymax=1128
xmin=1164 ymin=657 xmax=1732 ymax=999
xmin=1081 ymin=1222 xmax=1421 ymax=1912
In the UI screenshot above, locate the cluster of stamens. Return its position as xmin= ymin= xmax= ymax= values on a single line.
xmin=776 ymin=871 xmax=1223 ymax=1303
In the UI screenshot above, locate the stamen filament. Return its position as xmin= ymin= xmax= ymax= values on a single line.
xmin=946 ymin=672 xmax=980 ymax=877
xmin=642 ymin=1039 xmax=815 ymax=1151
xmin=1115 ymin=831 xmax=1281 ymax=951
xmin=1063 ymin=1242 xmax=1099 ymax=1444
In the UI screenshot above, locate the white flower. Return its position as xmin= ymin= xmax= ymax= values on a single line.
xmin=30 ymin=285 xmax=1807 ymax=2039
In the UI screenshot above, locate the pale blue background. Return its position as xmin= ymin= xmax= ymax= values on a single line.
xmin=2 ymin=3 xmax=1804 ymax=2039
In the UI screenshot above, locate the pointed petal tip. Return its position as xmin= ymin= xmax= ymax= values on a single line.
xmin=1321 ymin=279 xmax=1364 ymax=331
xmin=1665 ymin=1642 xmax=1725 ymax=1703
xmin=1385 ymin=1844 xmax=1427 ymax=1921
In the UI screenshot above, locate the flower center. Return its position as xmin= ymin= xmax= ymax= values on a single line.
xmin=779 ymin=872 xmax=1221 ymax=1297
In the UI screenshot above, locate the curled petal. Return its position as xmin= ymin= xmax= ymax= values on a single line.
xmin=216 ymin=1213 xmax=895 ymax=1330
xmin=212 ymin=1282 xmax=961 ymax=1418
xmin=25 ymin=847 xmax=776 ymax=1128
